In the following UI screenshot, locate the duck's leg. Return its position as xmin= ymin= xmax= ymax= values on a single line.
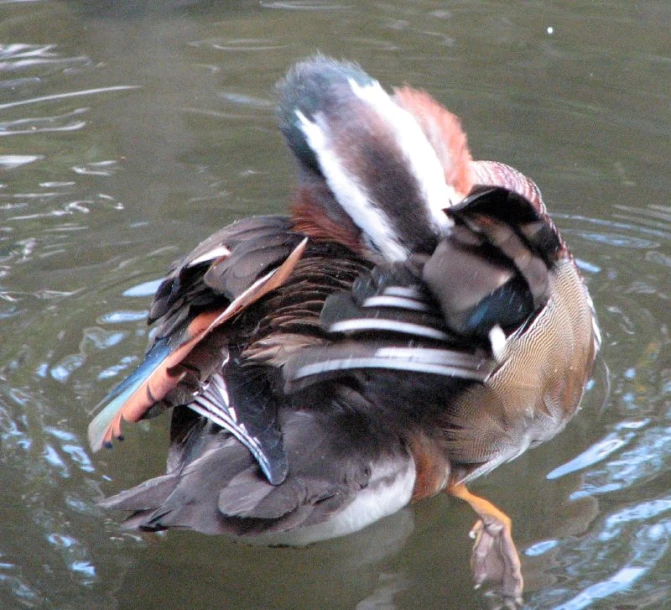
xmin=447 ymin=481 xmax=523 ymax=605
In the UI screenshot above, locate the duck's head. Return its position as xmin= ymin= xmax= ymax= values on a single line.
xmin=277 ymin=55 xmax=477 ymax=262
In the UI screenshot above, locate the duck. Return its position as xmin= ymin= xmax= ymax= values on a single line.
xmin=89 ymin=56 xmax=600 ymax=604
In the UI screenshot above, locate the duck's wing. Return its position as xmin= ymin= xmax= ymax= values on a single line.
xmin=284 ymin=185 xmax=561 ymax=411
xmin=285 ymin=185 xmax=595 ymax=486
xmin=425 ymin=185 xmax=562 ymax=340
xmin=284 ymin=262 xmax=495 ymax=392
xmin=88 ymin=216 xmax=307 ymax=465
xmin=434 ymin=187 xmax=597 ymax=478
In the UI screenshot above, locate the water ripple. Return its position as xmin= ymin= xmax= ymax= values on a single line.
xmin=0 ymin=108 xmax=88 ymax=136
xmin=0 ymin=154 xmax=42 ymax=168
xmin=260 ymin=1 xmax=348 ymax=9
xmin=0 ymin=43 xmax=90 ymax=72
xmin=189 ymin=37 xmax=287 ymax=52
xmin=0 ymin=85 xmax=140 ymax=112
xmin=547 ymin=430 xmax=635 ymax=480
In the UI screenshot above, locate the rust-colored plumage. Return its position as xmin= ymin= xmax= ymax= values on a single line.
xmin=394 ymin=86 xmax=473 ymax=197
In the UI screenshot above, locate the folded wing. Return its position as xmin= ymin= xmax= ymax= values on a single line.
xmin=88 ymin=217 xmax=307 ymax=479
xmin=284 ymin=186 xmax=562 ymax=430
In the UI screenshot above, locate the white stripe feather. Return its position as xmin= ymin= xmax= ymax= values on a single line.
xmin=297 ymin=109 xmax=409 ymax=261
xmin=328 ymin=318 xmax=450 ymax=340
xmin=292 ymin=354 xmax=488 ymax=382
xmin=362 ymin=295 xmax=432 ymax=311
xmin=349 ymin=78 xmax=456 ymax=231
xmin=188 ymin=245 xmax=231 ymax=266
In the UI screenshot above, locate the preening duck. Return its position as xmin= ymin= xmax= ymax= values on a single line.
xmin=89 ymin=56 xmax=599 ymax=604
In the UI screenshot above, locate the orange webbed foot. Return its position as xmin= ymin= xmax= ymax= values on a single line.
xmin=448 ymin=482 xmax=524 ymax=607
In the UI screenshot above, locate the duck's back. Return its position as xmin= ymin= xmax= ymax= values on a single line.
xmin=91 ymin=58 xmax=599 ymax=585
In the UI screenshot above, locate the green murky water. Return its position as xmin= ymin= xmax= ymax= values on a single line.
xmin=1 ymin=2 xmax=670 ymax=608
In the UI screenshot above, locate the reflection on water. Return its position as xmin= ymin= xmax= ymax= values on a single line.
xmin=0 ymin=0 xmax=670 ymax=608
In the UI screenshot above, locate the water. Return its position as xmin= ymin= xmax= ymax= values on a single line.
xmin=0 ymin=1 xmax=669 ymax=608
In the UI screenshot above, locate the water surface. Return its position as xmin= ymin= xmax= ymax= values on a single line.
xmin=1 ymin=1 xmax=670 ymax=608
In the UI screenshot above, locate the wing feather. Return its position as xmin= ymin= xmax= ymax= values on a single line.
xmin=88 ymin=237 xmax=307 ymax=453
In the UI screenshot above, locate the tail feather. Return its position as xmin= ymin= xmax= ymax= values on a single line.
xmin=98 ymin=472 xmax=178 ymax=512
xmin=99 ymin=408 xmax=412 ymax=541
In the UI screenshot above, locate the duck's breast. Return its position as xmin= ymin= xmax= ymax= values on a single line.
xmin=445 ymin=258 xmax=598 ymax=479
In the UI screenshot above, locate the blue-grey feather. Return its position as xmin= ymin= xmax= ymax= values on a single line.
xmin=276 ymin=55 xmax=373 ymax=175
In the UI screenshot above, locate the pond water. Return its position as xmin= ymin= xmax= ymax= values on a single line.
xmin=1 ymin=1 xmax=669 ymax=608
